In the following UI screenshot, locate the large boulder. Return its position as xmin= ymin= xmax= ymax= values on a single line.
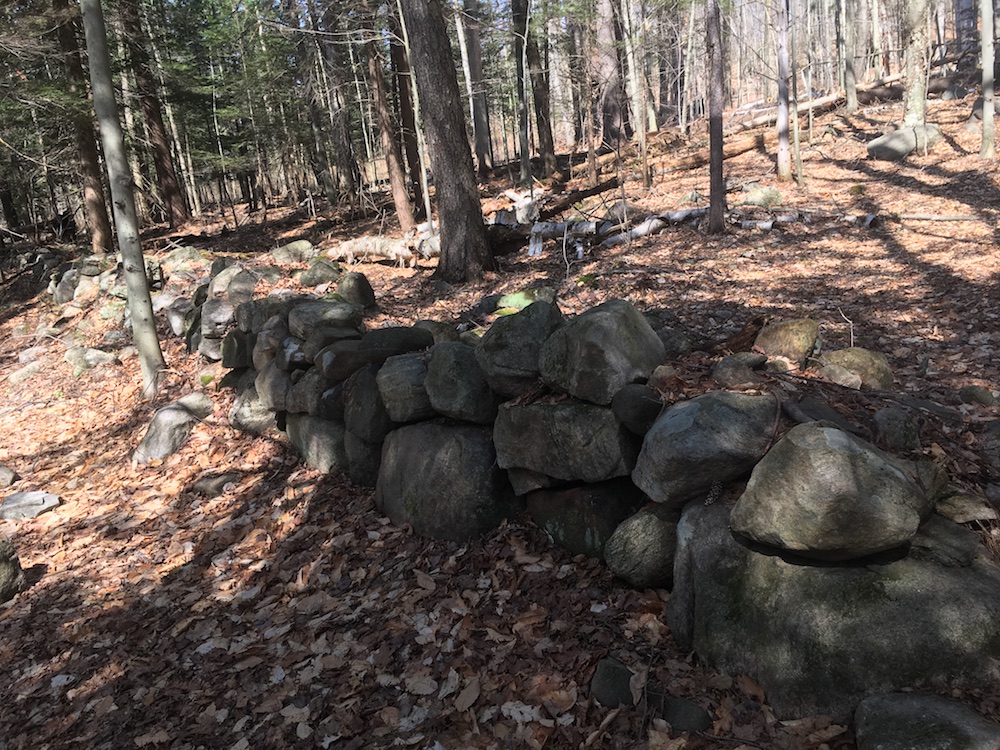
xmin=494 ymin=402 xmax=638 ymax=484
xmin=476 ymin=301 xmax=565 ymax=398
xmin=344 ymin=431 xmax=381 ymax=487
xmin=286 ymin=367 xmax=333 ymax=415
xmin=0 ymin=538 xmax=26 ymax=603
xmin=207 ymin=264 xmax=257 ymax=305
xmin=228 ymin=384 xmax=276 ymax=434
xmin=525 ymin=478 xmax=645 ymax=558
xmin=376 ymin=424 xmax=521 ymax=541
xmin=632 ymin=392 xmax=779 ymax=508
xmin=854 ymin=693 xmax=1000 ymax=750
xmin=255 ymin=360 xmax=292 ymax=412
xmin=667 ymin=501 xmax=1000 ymax=720
xmin=286 ymin=415 xmax=347 ymax=473
xmin=133 ymin=393 xmax=214 ymax=464
xmin=539 ymin=299 xmax=665 ymax=405
xmin=425 ymin=342 xmax=499 ymax=424
xmin=287 ymin=300 xmax=363 ymax=339
xmin=867 ymin=124 xmax=943 ymax=160
xmin=730 ymin=423 xmax=945 ymax=561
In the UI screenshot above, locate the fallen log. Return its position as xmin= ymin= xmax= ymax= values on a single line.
xmin=537 ymin=178 xmax=620 ymax=221
xmin=327 ymin=232 xmax=439 ymax=267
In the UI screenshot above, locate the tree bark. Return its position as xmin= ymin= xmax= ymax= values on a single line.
xmin=982 ymin=0 xmax=996 ymax=158
xmin=776 ymin=0 xmax=792 ymax=180
xmin=594 ymin=0 xmax=631 ymax=150
xmin=388 ymin=10 xmax=425 ymax=214
xmin=902 ymin=0 xmax=930 ymax=126
xmin=512 ymin=0 xmax=532 ymax=185
xmin=53 ymin=0 xmax=113 ymax=254
xmin=119 ymin=0 xmax=188 ymax=228
xmin=362 ymin=6 xmax=415 ymax=233
xmin=706 ymin=0 xmax=725 ymax=233
xmin=459 ymin=0 xmax=493 ymax=178
xmin=526 ymin=27 xmax=557 ymax=178
xmin=80 ymin=0 xmax=165 ymax=400
xmin=399 ymin=0 xmax=493 ymax=282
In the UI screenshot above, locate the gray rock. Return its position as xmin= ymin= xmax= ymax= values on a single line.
xmin=300 ymin=326 xmax=362 ymax=361
xmin=360 ymin=326 xmax=435 ymax=356
xmin=64 ymin=347 xmax=119 ymax=373
xmin=0 ymin=491 xmax=60 ymax=520
xmin=867 ymin=124 xmax=943 ymax=160
xmin=941 ymin=83 xmax=969 ymax=100
xmin=209 ymin=256 xmax=236 ymax=277
xmin=197 ymin=336 xmax=223 ymax=361
xmin=337 ymin=271 xmax=377 ymax=309
xmin=506 ymin=468 xmax=562 ymax=496
xmin=647 ymin=693 xmax=713 ymax=733
xmin=0 ymin=538 xmax=26 ymax=603
xmin=52 ymin=268 xmax=79 ymax=304
xmin=165 ymin=298 xmax=194 ymax=337
xmin=133 ymin=393 xmax=214 ymax=464
xmin=250 ymin=317 xmax=280 ymax=372
xmin=753 ymin=319 xmax=819 ymax=369
xmin=221 ymin=330 xmax=254 ymax=369
xmin=376 ymin=423 xmax=521 ymax=541
xmin=255 ymin=361 xmax=292 ymax=411
xmin=315 ymin=383 xmax=346 ymax=422
xmin=494 ymin=402 xmax=638 ymax=483
xmin=314 ymin=340 xmax=379 ymax=381
xmin=272 ymin=238 xmax=319 ymax=263
xmin=286 ymin=415 xmax=347 ymax=473
xmin=200 ymin=298 xmax=236 ymax=339
xmin=274 ymin=336 xmax=310 ymax=371
xmin=539 ymin=299 xmax=665 ymax=405
xmin=819 ymin=362 xmax=865 ymax=389
xmin=286 ymin=367 xmax=333 ymax=415
xmin=855 ymin=693 xmax=1000 ymax=750
xmin=610 ymin=384 xmax=663 ymax=435
xmin=192 ymin=472 xmax=240 ymax=497
xmin=604 ymin=505 xmax=679 ymax=589
xmin=299 ymin=258 xmax=343 ymax=287
xmin=668 ymin=501 xmax=1000 ymax=720
xmin=228 ymin=385 xmax=276 ymax=434
xmin=959 ymin=385 xmax=998 ymax=406
xmin=633 ymin=392 xmax=778 ymax=508
xmin=414 ymin=319 xmax=462 ymax=344
xmin=9 ymin=361 xmax=43 ymax=385
xmin=376 ymin=353 xmax=435 ymax=423
xmin=909 ymin=514 xmax=982 ymax=567
xmin=711 ymin=356 xmax=764 ymax=388
xmin=874 ymin=406 xmax=922 ymax=452
xmin=343 ymin=364 xmax=395 ymax=443
xmin=0 ymin=465 xmax=18 ymax=488
xmin=525 ymin=478 xmax=645 ymax=559
xmin=820 ymin=348 xmax=893 ymax=390
xmin=476 ymin=301 xmax=565 ymax=397
xmin=207 ymin=264 xmax=257 ymax=305
xmin=590 ymin=657 xmax=635 ymax=708
xmin=425 ymin=342 xmax=498 ymax=424
xmin=344 ymin=430 xmax=381 ymax=487
xmin=936 ymin=491 xmax=999 ymax=524
xmin=287 ymin=300 xmax=363 ymax=340
xmin=236 ymin=295 xmax=303 ymax=334
xmin=731 ymin=423 xmax=945 ymax=561
xmin=655 ymin=326 xmax=693 ymax=358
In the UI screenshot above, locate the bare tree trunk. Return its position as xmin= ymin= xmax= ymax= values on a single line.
xmin=982 ymin=0 xmax=996 ymax=158
xmin=512 ymin=0 xmax=532 ymax=186
xmin=80 ymin=0 xmax=164 ymax=400
xmin=363 ymin=5 xmax=415 ymax=232
xmin=460 ymin=0 xmax=493 ymax=178
xmin=841 ymin=0 xmax=859 ymax=110
xmin=903 ymin=0 xmax=930 ymax=126
xmin=776 ymin=0 xmax=792 ymax=180
xmin=399 ymin=0 xmax=493 ymax=282
xmin=707 ymin=0 xmax=726 ymax=233
xmin=120 ymin=0 xmax=188 ymax=227
xmin=526 ymin=27 xmax=557 ymax=178
xmin=53 ymin=0 xmax=113 ymax=254
xmin=594 ymin=0 xmax=631 ymax=150
xmin=389 ymin=11 xmax=426 ymax=216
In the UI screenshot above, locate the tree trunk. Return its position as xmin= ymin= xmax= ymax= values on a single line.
xmin=119 ymin=0 xmax=188 ymax=228
xmin=389 ymin=11 xmax=425 ymax=215
xmin=512 ymin=0 xmax=532 ymax=185
xmin=399 ymin=0 xmax=493 ymax=282
xmin=594 ymin=0 xmax=631 ymax=150
xmin=460 ymin=0 xmax=493 ymax=178
xmin=363 ymin=6 xmax=415 ymax=232
xmin=53 ymin=0 xmax=113 ymax=254
xmin=776 ymin=0 xmax=792 ymax=180
xmin=982 ymin=0 xmax=995 ymax=158
xmin=706 ymin=0 xmax=726 ymax=233
xmin=902 ymin=0 xmax=930 ymax=126
xmin=841 ymin=0 xmax=859 ymax=110
xmin=526 ymin=28 xmax=557 ymax=178
xmin=80 ymin=0 xmax=164 ymax=400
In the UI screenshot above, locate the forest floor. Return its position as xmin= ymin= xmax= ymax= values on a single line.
xmin=1 ymin=97 xmax=999 ymax=750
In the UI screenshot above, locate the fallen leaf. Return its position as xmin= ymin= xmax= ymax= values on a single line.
xmin=454 ymin=677 xmax=480 ymax=712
